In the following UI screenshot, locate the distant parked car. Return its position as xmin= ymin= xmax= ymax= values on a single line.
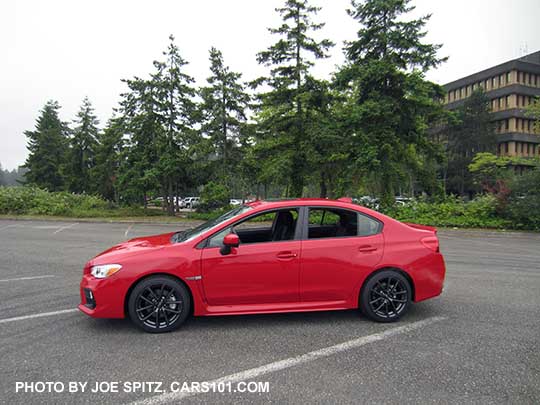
xmin=229 ymin=199 xmax=242 ymax=206
xmin=395 ymin=196 xmax=414 ymax=206
xmin=354 ymin=196 xmax=380 ymax=211
xmin=181 ymin=197 xmax=200 ymax=209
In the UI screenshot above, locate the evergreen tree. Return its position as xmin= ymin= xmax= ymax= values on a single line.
xmin=23 ymin=100 xmax=69 ymax=191
xmin=151 ymin=35 xmax=199 ymax=215
xmin=117 ymin=76 xmax=162 ymax=206
xmin=200 ymin=47 xmax=250 ymax=182
xmin=118 ymin=36 xmax=198 ymax=214
xmin=338 ymin=0 xmax=446 ymax=205
xmin=92 ymin=117 xmax=124 ymax=201
xmin=253 ymin=0 xmax=333 ymax=197
xmin=444 ymin=88 xmax=497 ymax=196
xmin=67 ymin=97 xmax=99 ymax=193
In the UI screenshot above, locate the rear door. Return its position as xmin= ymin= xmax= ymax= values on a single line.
xmin=299 ymin=207 xmax=384 ymax=303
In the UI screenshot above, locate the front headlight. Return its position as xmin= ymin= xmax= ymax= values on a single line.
xmin=91 ymin=264 xmax=122 ymax=279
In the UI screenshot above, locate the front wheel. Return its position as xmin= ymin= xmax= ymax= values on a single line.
xmin=360 ymin=270 xmax=412 ymax=323
xmin=128 ymin=276 xmax=191 ymax=333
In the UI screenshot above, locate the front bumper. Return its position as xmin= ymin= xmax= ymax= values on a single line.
xmin=78 ymin=274 xmax=127 ymax=319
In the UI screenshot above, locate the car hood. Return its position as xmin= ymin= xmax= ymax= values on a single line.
xmin=90 ymin=232 xmax=175 ymax=264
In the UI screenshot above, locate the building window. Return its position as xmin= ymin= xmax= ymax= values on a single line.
xmin=464 ymin=86 xmax=468 ymax=97
xmin=505 ymin=95 xmax=510 ymax=108
xmin=505 ymin=143 xmax=509 ymax=154
xmin=505 ymin=119 xmax=509 ymax=130
xmin=517 ymin=71 xmax=521 ymax=83
xmin=492 ymin=77 xmax=496 ymax=88
xmin=506 ymin=72 xmax=511 ymax=84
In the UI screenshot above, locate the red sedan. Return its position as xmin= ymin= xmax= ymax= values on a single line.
xmin=79 ymin=198 xmax=445 ymax=333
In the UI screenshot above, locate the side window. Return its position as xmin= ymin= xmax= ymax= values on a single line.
xmin=206 ymin=208 xmax=299 ymax=247
xmin=233 ymin=209 xmax=298 ymax=244
xmin=358 ymin=213 xmax=382 ymax=236
xmin=207 ymin=226 xmax=231 ymax=248
xmin=308 ymin=208 xmax=381 ymax=239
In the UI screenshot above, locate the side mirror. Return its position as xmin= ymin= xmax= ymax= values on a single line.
xmin=220 ymin=233 xmax=240 ymax=255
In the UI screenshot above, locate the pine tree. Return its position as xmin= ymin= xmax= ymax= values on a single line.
xmin=117 ymin=76 xmax=162 ymax=206
xmin=152 ymin=35 xmax=198 ymax=215
xmin=67 ymin=97 xmax=99 ymax=193
xmin=92 ymin=117 xmax=124 ymax=201
xmin=253 ymin=0 xmax=333 ymax=197
xmin=338 ymin=0 xmax=446 ymax=205
xmin=118 ymin=36 xmax=198 ymax=214
xmin=444 ymin=88 xmax=497 ymax=196
xmin=23 ymin=100 xmax=69 ymax=191
xmin=200 ymin=47 xmax=250 ymax=182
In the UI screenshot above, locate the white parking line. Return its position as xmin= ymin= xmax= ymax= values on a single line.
xmin=0 ymin=224 xmax=19 ymax=231
xmin=0 ymin=275 xmax=55 ymax=283
xmin=125 ymin=225 xmax=133 ymax=237
xmin=130 ymin=316 xmax=446 ymax=405
xmin=53 ymin=223 xmax=78 ymax=234
xmin=0 ymin=308 xmax=79 ymax=324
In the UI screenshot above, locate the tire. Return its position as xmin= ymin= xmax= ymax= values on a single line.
xmin=128 ymin=275 xmax=191 ymax=333
xmin=360 ymin=270 xmax=412 ymax=323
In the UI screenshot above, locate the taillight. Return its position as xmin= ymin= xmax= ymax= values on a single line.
xmin=421 ymin=236 xmax=439 ymax=252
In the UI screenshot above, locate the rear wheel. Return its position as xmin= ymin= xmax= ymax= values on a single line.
xmin=128 ymin=276 xmax=191 ymax=333
xmin=360 ymin=270 xmax=412 ymax=323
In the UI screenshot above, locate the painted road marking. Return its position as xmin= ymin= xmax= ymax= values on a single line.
xmin=0 ymin=275 xmax=55 ymax=283
xmin=130 ymin=316 xmax=446 ymax=405
xmin=53 ymin=223 xmax=79 ymax=234
xmin=0 ymin=224 xmax=19 ymax=231
xmin=0 ymin=309 xmax=79 ymax=324
xmin=125 ymin=225 xmax=133 ymax=237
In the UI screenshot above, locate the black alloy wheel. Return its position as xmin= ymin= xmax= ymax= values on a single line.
xmin=360 ymin=270 xmax=412 ymax=323
xmin=128 ymin=276 xmax=191 ymax=333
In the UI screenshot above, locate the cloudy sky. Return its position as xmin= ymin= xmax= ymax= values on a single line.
xmin=1 ymin=0 xmax=539 ymax=170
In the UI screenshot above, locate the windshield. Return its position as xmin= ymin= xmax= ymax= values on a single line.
xmin=172 ymin=205 xmax=252 ymax=243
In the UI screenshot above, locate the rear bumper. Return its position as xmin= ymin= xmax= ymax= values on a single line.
xmin=78 ymin=274 xmax=127 ymax=319
xmin=413 ymin=252 xmax=446 ymax=302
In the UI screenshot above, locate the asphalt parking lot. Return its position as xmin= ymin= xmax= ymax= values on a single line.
xmin=0 ymin=219 xmax=539 ymax=404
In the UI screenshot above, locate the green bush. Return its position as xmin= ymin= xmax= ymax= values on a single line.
xmin=505 ymin=169 xmax=540 ymax=230
xmin=384 ymin=195 xmax=511 ymax=229
xmin=198 ymin=182 xmax=230 ymax=212
xmin=0 ymin=186 xmax=166 ymax=218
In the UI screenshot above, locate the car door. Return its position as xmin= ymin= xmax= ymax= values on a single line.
xmin=201 ymin=208 xmax=301 ymax=306
xmin=299 ymin=207 xmax=384 ymax=303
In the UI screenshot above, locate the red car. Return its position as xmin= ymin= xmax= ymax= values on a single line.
xmin=79 ymin=198 xmax=445 ymax=333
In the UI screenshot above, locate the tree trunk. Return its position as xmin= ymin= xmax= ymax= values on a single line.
xmin=167 ymin=178 xmax=175 ymax=216
xmin=319 ymin=172 xmax=328 ymax=198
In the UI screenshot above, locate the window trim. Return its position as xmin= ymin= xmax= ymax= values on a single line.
xmin=302 ymin=206 xmax=383 ymax=241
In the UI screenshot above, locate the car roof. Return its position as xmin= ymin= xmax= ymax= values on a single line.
xmin=243 ymin=197 xmax=389 ymax=221
xmin=246 ymin=197 xmax=354 ymax=209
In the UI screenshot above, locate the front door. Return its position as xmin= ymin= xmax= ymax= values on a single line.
xmin=201 ymin=208 xmax=301 ymax=306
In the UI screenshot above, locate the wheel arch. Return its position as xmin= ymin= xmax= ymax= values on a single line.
xmin=357 ymin=266 xmax=416 ymax=307
xmin=123 ymin=272 xmax=195 ymax=318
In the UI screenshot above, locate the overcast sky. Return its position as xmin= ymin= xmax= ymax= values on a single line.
xmin=1 ymin=0 xmax=539 ymax=170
